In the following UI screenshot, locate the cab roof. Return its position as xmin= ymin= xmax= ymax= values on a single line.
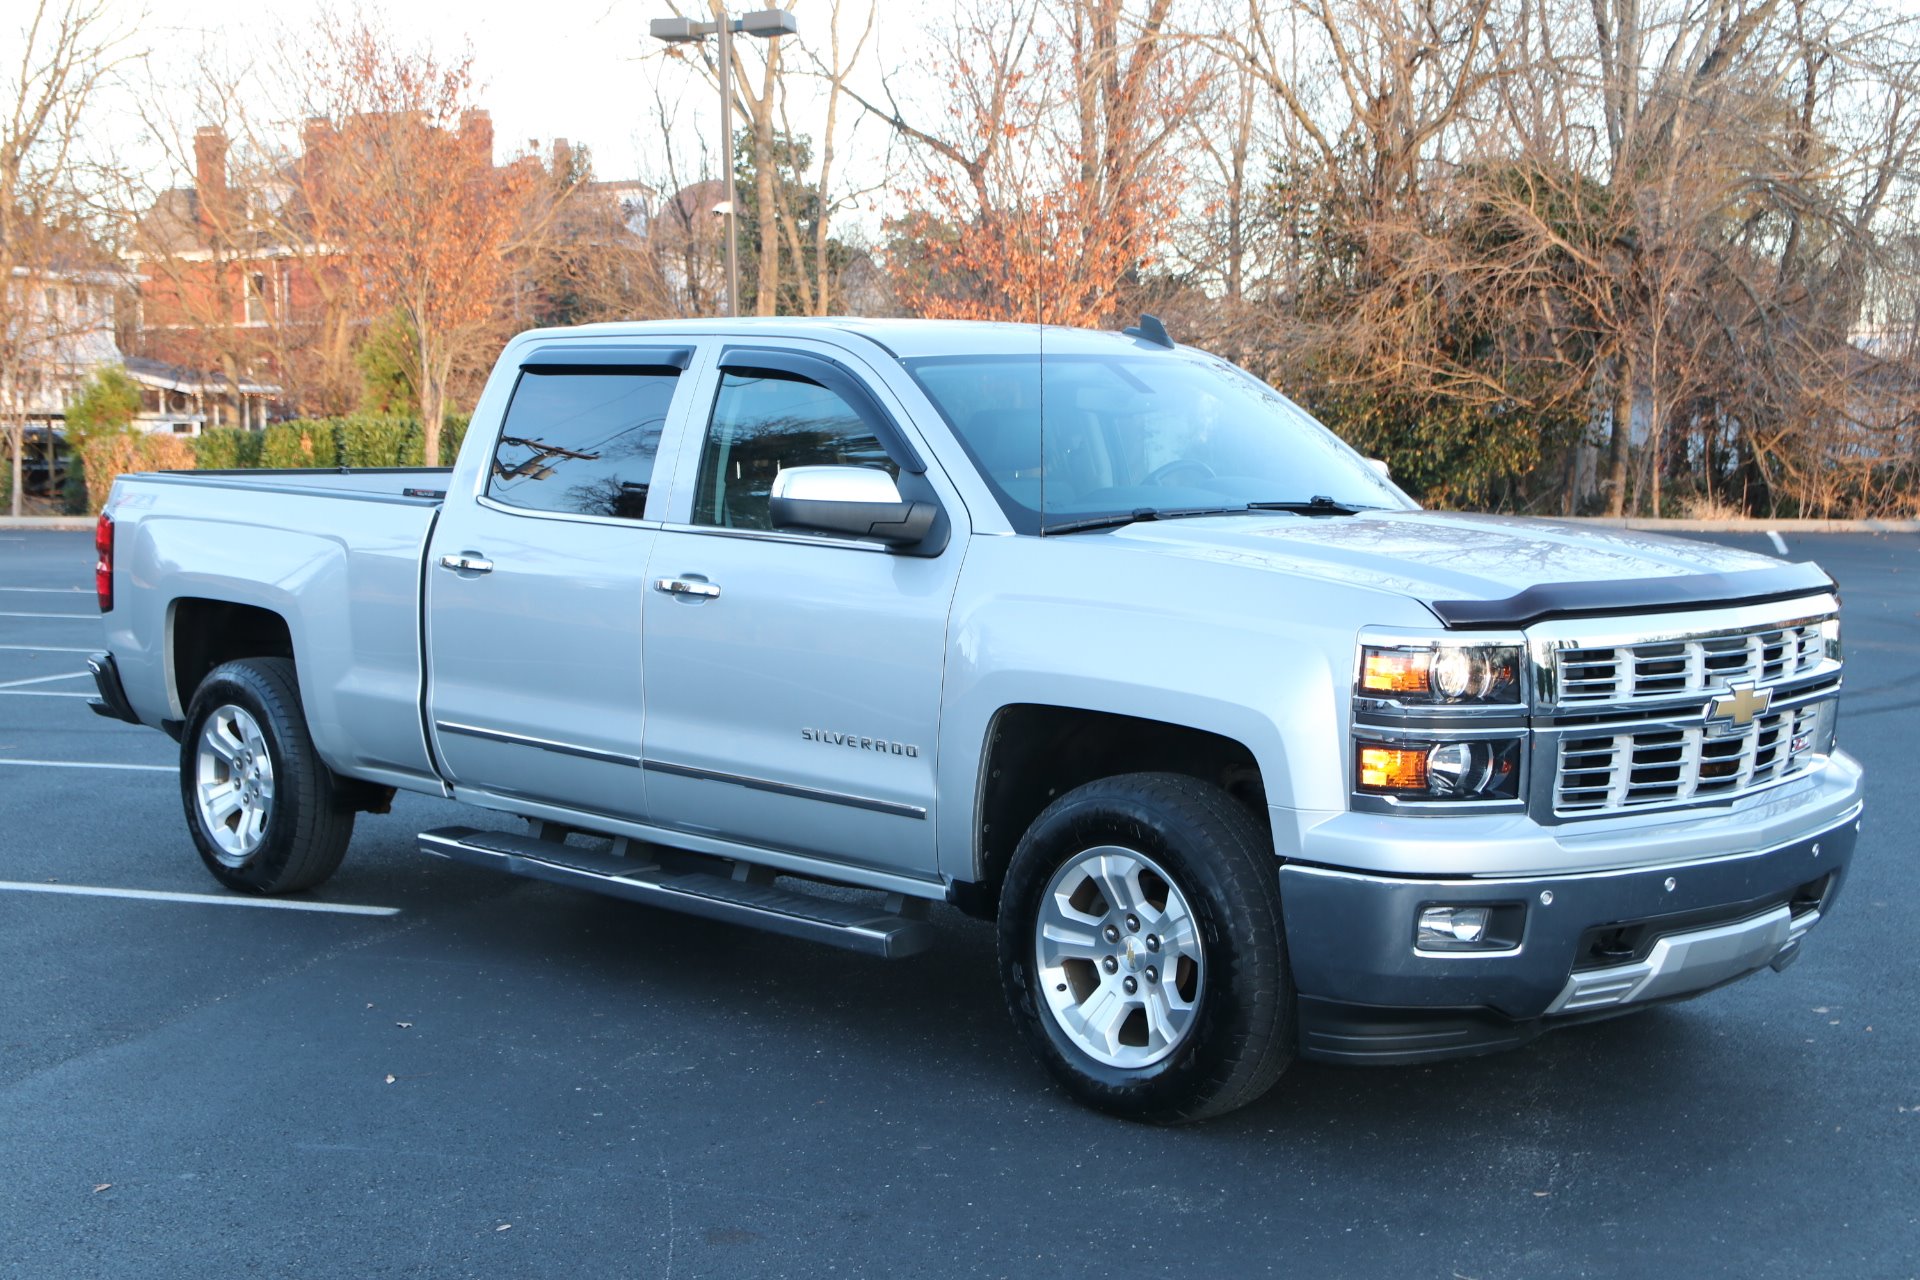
xmin=511 ymin=316 xmax=1184 ymax=361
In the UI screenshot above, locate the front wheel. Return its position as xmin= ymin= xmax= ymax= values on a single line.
xmin=997 ymin=773 xmax=1293 ymax=1123
xmin=180 ymin=657 xmax=353 ymax=894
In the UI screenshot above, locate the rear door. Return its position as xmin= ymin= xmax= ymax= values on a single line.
xmin=425 ymin=340 xmax=702 ymax=821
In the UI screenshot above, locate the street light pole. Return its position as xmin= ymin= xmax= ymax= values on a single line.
xmin=716 ymin=11 xmax=738 ymax=318
xmin=650 ymin=7 xmax=799 ymax=319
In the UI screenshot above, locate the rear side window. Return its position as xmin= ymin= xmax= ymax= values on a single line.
xmin=692 ymin=370 xmax=897 ymax=531
xmin=486 ymin=368 xmax=680 ymax=520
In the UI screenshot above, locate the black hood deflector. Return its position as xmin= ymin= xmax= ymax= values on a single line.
xmin=1430 ymin=561 xmax=1836 ymax=629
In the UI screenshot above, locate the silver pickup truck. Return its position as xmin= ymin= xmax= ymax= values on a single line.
xmin=89 ymin=318 xmax=1862 ymax=1122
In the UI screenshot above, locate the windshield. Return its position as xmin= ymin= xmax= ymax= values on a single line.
xmin=904 ymin=351 xmax=1413 ymax=533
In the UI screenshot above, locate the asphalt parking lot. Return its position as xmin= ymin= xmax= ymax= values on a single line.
xmin=1 ymin=528 xmax=1915 ymax=1278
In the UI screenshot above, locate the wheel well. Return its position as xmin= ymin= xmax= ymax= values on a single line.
xmin=171 ymin=598 xmax=295 ymax=711
xmin=960 ymin=704 xmax=1270 ymax=919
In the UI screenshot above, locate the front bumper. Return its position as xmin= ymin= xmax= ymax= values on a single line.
xmin=1280 ymin=802 xmax=1860 ymax=1065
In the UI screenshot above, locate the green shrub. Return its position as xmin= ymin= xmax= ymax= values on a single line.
xmin=440 ymin=413 xmax=470 ymax=465
xmin=258 ymin=424 xmax=305 ymax=469
xmin=193 ymin=427 xmax=248 ymax=470
xmin=258 ymin=420 xmax=340 ymax=469
xmin=65 ymin=367 xmax=142 ymax=448
xmin=339 ymin=415 xmax=423 ymax=468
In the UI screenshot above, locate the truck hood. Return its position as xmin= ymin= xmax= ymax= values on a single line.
xmin=1108 ymin=510 xmax=1834 ymax=627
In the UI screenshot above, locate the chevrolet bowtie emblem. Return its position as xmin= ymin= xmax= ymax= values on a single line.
xmin=1706 ymin=682 xmax=1772 ymax=728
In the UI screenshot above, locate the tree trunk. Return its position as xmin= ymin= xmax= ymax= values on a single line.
xmin=751 ymin=42 xmax=781 ymax=317
xmin=1604 ymin=354 xmax=1634 ymax=517
xmin=418 ymin=328 xmax=442 ymax=468
xmin=422 ymin=381 xmax=444 ymax=468
xmin=8 ymin=422 xmax=21 ymax=519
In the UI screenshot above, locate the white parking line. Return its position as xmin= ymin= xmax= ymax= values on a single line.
xmin=0 ymin=689 xmax=92 ymax=697
xmin=0 ymin=671 xmax=87 ymax=689
xmin=0 ymin=759 xmax=173 ymax=771
xmin=0 ymin=644 xmax=96 ymax=653
xmin=0 ymin=881 xmax=400 ymax=916
xmin=1767 ymin=530 xmax=1789 ymax=554
xmin=0 ymin=611 xmax=96 ymax=620
xmin=0 ymin=586 xmax=87 ymax=593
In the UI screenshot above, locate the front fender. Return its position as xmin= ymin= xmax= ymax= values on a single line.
xmin=934 ymin=535 xmax=1434 ymax=883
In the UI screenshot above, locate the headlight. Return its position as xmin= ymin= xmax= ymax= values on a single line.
xmin=1356 ymin=739 xmax=1523 ymax=801
xmin=1359 ymin=642 xmax=1522 ymax=705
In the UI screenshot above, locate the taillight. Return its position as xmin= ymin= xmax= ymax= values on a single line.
xmin=95 ymin=512 xmax=113 ymax=612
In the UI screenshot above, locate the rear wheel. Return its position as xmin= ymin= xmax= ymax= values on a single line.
xmin=181 ymin=657 xmax=353 ymax=894
xmin=997 ymin=772 xmax=1293 ymax=1123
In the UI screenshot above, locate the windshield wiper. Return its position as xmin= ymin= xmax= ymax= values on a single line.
xmin=1245 ymin=495 xmax=1374 ymax=516
xmin=1043 ymin=497 xmax=1381 ymax=535
xmin=1042 ymin=506 xmax=1247 ymax=535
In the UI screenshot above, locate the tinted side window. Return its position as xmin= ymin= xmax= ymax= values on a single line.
xmin=692 ymin=371 xmax=898 ymax=531
xmin=487 ymin=369 xmax=679 ymax=520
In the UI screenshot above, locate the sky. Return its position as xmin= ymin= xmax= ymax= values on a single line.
xmin=83 ymin=0 xmax=922 ymax=206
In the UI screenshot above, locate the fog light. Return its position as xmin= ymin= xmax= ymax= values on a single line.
xmin=1418 ymin=905 xmax=1492 ymax=948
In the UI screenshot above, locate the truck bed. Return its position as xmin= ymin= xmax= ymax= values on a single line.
xmin=102 ymin=467 xmax=449 ymax=792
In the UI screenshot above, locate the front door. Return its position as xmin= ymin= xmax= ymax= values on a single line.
xmin=640 ymin=343 xmax=966 ymax=878
xmin=425 ymin=341 xmax=699 ymax=821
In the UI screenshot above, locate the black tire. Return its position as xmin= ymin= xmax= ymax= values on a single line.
xmin=180 ymin=657 xmax=353 ymax=894
xmin=997 ymin=772 xmax=1293 ymax=1123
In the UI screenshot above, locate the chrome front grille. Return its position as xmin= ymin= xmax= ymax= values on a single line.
xmin=1555 ymin=623 xmax=1826 ymax=705
xmin=1554 ymin=703 xmax=1825 ymax=816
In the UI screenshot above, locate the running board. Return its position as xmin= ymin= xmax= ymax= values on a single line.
xmin=417 ymin=827 xmax=934 ymax=958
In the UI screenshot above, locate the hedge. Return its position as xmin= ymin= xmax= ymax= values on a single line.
xmin=192 ymin=426 xmax=264 ymax=470
xmin=81 ymin=433 xmax=197 ymax=514
xmin=70 ymin=415 xmax=464 ymax=511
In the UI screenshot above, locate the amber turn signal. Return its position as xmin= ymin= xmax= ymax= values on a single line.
xmin=1361 ymin=650 xmax=1430 ymax=694
xmin=1358 ymin=744 xmax=1429 ymax=791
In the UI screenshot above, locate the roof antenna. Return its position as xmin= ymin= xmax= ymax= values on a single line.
xmin=1122 ymin=313 xmax=1174 ymax=349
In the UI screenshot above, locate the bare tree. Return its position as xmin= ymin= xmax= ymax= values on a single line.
xmin=0 ymin=0 xmax=129 ymax=515
xmin=295 ymin=19 xmax=554 ymax=465
xmin=857 ymin=0 xmax=1201 ymax=325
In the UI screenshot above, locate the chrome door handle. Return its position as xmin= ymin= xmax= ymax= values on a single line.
xmin=653 ymin=576 xmax=720 ymax=599
xmin=438 ymin=553 xmax=494 ymax=574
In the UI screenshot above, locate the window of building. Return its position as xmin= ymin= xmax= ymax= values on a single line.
xmin=246 ymin=273 xmax=268 ymax=324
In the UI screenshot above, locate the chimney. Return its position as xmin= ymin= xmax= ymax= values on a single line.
xmin=301 ymin=115 xmax=333 ymax=156
xmin=194 ymin=126 xmax=228 ymax=233
xmin=460 ymin=109 xmax=494 ymax=165
xmin=551 ymin=138 xmax=574 ymax=183
xmin=299 ymin=116 xmax=334 ymax=197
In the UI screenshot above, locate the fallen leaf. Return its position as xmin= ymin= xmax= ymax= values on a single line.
xmin=495 ymin=1224 xmax=512 ymax=1232
xmin=385 ymin=1074 xmax=396 ymax=1085
xmin=92 ymin=1184 xmax=111 ymax=1193
xmin=396 ymin=1022 xmax=413 ymax=1029
xmin=1532 ymin=1191 xmax=1551 ymax=1198
xmin=1812 ymin=1007 xmax=1829 ymax=1014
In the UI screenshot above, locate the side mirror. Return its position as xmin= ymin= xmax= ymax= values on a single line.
xmin=1365 ymin=457 xmax=1392 ymax=480
xmin=769 ymin=466 xmax=940 ymax=547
